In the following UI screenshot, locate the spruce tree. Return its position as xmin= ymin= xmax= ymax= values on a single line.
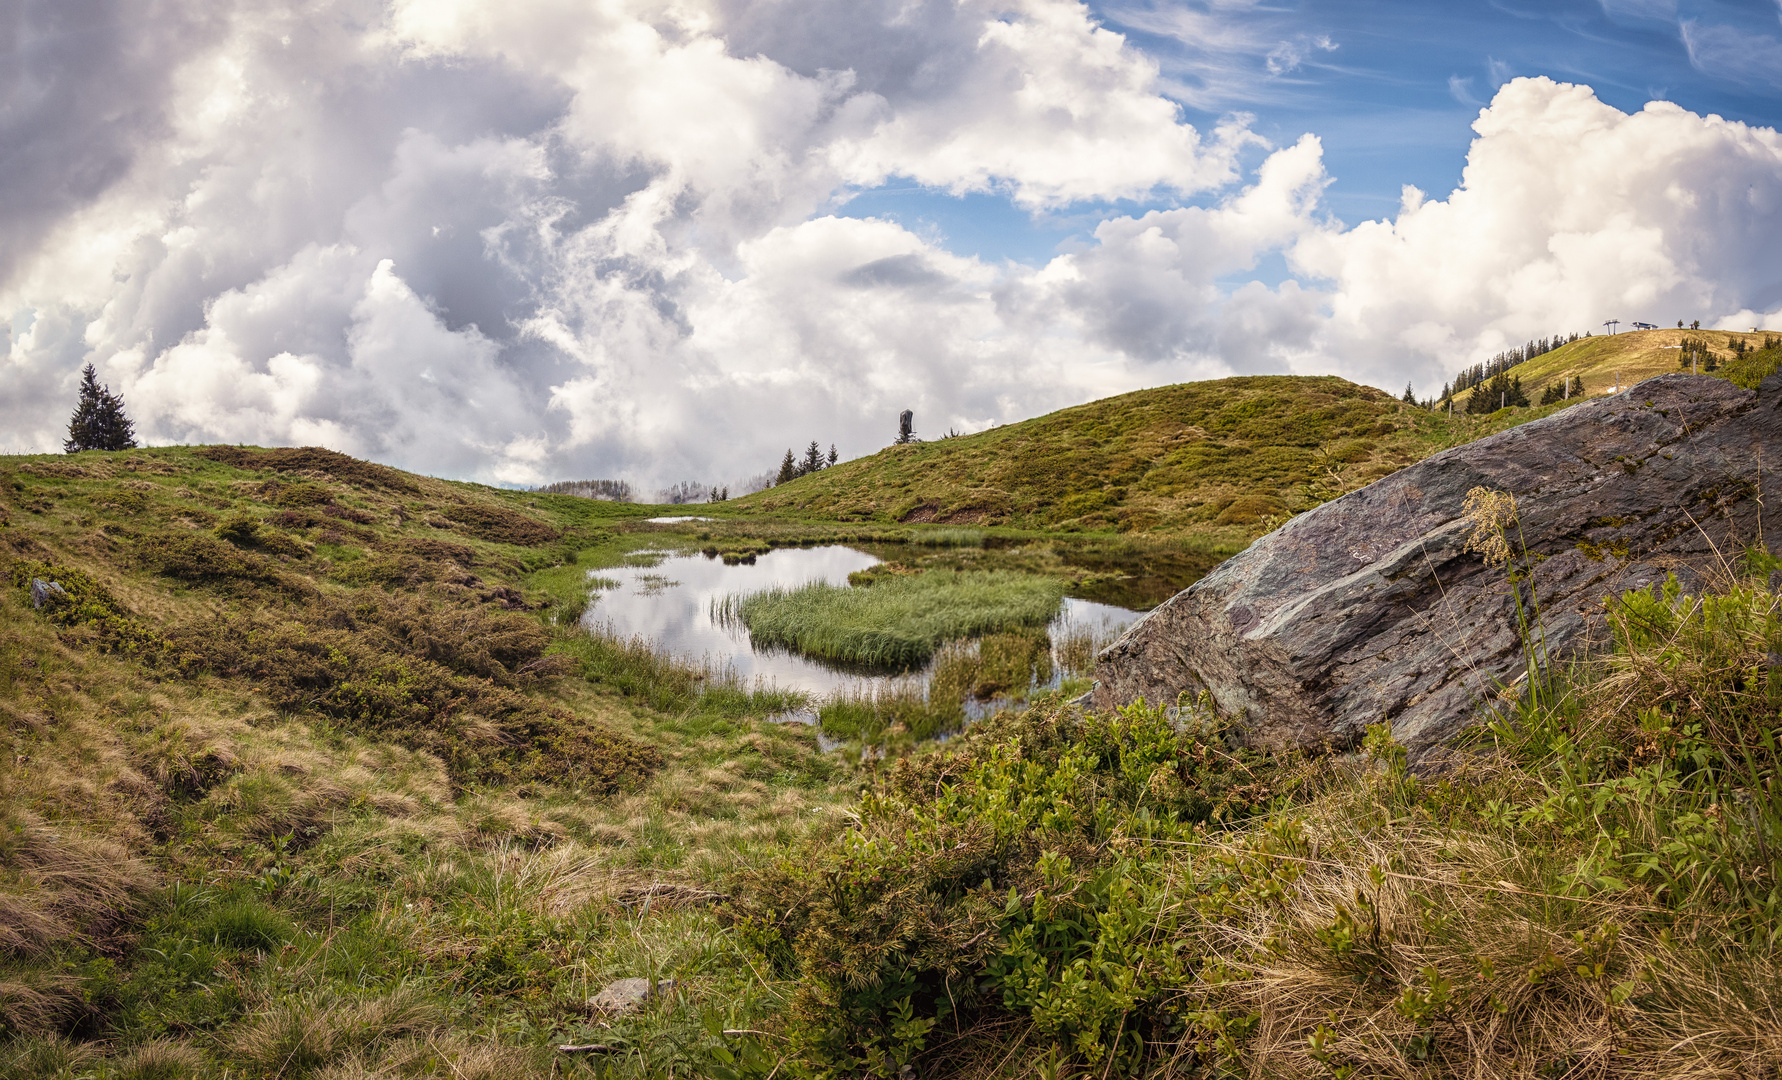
xmin=799 ymin=441 xmax=825 ymax=476
xmin=776 ymin=449 xmax=797 ymax=485
xmin=64 ymin=364 xmax=137 ymax=453
xmin=827 ymin=443 xmax=838 ymax=467
xmin=1401 ymin=382 xmax=1415 ymax=404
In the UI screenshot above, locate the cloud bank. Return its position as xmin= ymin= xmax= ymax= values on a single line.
xmin=4 ymin=0 xmax=1782 ymax=488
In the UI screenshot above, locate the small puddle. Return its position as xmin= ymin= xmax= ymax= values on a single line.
xmin=580 ymin=545 xmax=1145 ymax=739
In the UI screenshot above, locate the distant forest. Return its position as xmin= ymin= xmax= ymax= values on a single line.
xmin=1439 ymin=332 xmax=1579 ymax=403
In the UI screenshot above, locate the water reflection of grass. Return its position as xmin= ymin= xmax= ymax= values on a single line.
xmin=718 ymin=569 xmax=1065 ymax=668
xmin=557 ymin=623 xmax=807 ymax=718
xmin=1051 ymin=612 xmax=1130 ymax=675
xmin=818 ymin=629 xmax=1058 ymax=741
xmin=635 ymin=573 xmax=679 ymax=595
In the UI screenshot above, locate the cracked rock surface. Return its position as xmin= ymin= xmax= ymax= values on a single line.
xmin=1093 ymin=372 xmax=1782 ymax=763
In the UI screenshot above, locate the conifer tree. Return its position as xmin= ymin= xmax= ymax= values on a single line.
xmin=827 ymin=443 xmax=838 ymax=467
xmin=776 ymin=449 xmax=797 ymax=485
xmin=64 ymin=364 xmax=137 ymax=453
xmin=799 ymin=441 xmax=825 ymax=476
xmin=1401 ymin=382 xmax=1415 ymax=404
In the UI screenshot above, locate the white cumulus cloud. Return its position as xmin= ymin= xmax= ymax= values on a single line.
xmin=5 ymin=0 xmax=1782 ymax=485
xmin=1293 ymin=77 xmax=1782 ymax=393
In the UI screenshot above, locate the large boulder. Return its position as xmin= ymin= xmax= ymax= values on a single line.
xmin=1093 ymin=373 xmax=1782 ymax=762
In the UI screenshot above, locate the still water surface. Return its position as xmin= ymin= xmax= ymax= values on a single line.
xmin=580 ymin=545 xmax=1141 ymax=699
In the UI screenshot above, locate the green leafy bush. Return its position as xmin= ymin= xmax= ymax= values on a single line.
xmin=7 ymin=560 xmax=174 ymax=662
xmin=1719 ymin=340 xmax=1782 ymax=390
xmin=728 ymin=700 xmax=1283 ymax=1076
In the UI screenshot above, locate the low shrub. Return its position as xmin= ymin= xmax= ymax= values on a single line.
xmin=331 ymin=553 xmax=434 ymax=588
xmin=1721 ymin=340 xmax=1782 ymax=390
xmin=729 ymin=555 xmax=1782 ymax=1077
xmin=263 ymin=481 xmax=335 ymax=508
xmin=133 ymin=532 xmax=313 ymax=598
xmin=168 ymin=589 xmax=658 ymax=790
xmin=6 ymin=559 xmax=174 ymax=663
xmin=214 ymin=517 xmax=308 ymax=560
xmin=728 ymin=700 xmax=1282 ymax=1077
xmin=399 ymin=537 xmax=479 ymax=564
xmin=195 ymin=445 xmax=419 ymax=493
xmin=441 ymin=503 xmax=560 ymax=546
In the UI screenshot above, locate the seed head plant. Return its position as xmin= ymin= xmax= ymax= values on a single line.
xmin=1461 ymin=486 xmax=1518 ymax=568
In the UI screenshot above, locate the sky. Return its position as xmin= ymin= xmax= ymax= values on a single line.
xmin=4 ymin=0 xmax=1782 ymax=492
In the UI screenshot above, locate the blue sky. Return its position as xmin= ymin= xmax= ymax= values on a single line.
xmin=838 ymin=0 xmax=1782 ymax=263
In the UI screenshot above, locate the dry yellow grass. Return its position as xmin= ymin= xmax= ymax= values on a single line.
xmin=1507 ymin=327 xmax=1778 ymax=398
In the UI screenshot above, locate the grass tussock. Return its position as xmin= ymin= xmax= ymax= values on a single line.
xmin=907 ymin=527 xmax=985 ymax=548
xmin=721 ymin=569 xmax=1065 ymax=668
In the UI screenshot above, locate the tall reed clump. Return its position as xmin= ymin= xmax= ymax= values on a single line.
xmin=719 ymin=570 xmax=1065 ymax=669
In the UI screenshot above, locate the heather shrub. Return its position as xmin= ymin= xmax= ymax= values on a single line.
xmin=727 ymin=700 xmax=1283 ymax=1077
xmin=168 ymin=588 xmax=656 ymax=790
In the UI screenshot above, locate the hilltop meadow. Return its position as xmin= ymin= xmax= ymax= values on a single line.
xmin=4 ymin=344 xmax=1782 ymax=1078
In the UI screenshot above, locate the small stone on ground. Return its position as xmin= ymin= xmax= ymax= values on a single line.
xmin=588 ymin=977 xmax=675 ymax=1014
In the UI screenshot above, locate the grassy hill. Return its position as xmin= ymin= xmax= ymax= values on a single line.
xmin=7 ymin=418 xmax=1782 ymax=1074
xmin=742 ymin=374 xmax=1570 ymax=537
xmin=1488 ymin=327 xmax=1780 ymax=400
xmin=0 ymin=445 xmax=869 ymax=1079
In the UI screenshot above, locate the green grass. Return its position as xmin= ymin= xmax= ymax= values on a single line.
xmin=719 ymin=569 xmax=1066 ymax=668
xmin=734 ymin=374 xmax=1576 ymax=538
xmin=907 ymin=527 xmax=985 ymax=547
xmin=555 ymin=627 xmax=808 ymax=719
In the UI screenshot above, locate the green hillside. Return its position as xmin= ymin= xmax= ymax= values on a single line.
xmin=744 ymin=374 xmax=1568 ymax=537
xmin=1484 ymin=327 xmax=1780 ymax=401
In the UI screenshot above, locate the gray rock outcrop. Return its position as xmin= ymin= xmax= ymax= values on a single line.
xmin=30 ymin=578 xmax=67 ymax=609
xmin=1093 ymin=373 xmax=1782 ymax=762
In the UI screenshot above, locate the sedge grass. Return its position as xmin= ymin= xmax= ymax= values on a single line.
xmin=906 ymin=527 xmax=985 ymax=548
xmin=718 ymin=569 xmax=1065 ymax=668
